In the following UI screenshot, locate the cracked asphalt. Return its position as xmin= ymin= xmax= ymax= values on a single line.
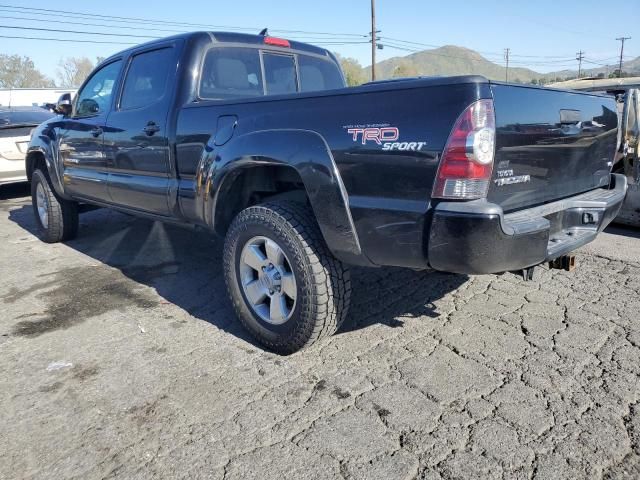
xmin=1 ymin=183 xmax=640 ymax=480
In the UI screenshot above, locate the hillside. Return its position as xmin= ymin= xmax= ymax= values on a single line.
xmin=357 ymin=45 xmax=640 ymax=83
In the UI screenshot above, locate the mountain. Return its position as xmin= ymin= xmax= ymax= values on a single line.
xmin=358 ymin=45 xmax=640 ymax=84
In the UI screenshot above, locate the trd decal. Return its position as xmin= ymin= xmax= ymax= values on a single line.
xmin=347 ymin=127 xmax=399 ymax=145
xmin=344 ymin=124 xmax=427 ymax=151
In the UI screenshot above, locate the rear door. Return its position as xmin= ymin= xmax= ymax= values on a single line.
xmin=488 ymin=84 xmax=619 ymax=212
xmin=105 ymin=45 xmax=177 ymax=215
xmin=58 ymin=60 xmax=122 ymax=202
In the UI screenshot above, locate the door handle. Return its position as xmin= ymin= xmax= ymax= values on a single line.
xmin=143 ymin=121 xmax=160 ymax=136
xmin=91 ymin=126 xmax=103 ymax=138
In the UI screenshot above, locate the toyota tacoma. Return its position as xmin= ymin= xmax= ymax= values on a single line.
xmin=26 ymin=32 xmax=627 ymax=353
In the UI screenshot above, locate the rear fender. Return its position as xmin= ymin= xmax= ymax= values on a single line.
xmin=205 ymin=129 xmax=367 ymax=265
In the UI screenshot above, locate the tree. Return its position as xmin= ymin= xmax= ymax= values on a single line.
xmin=335 ymin=54 xmax=366 ymax=86
xmin=530 ymin=78 xmax=538 ymax=85
xmin=57 ymin=56 xmax=95 ymax=87
xmin=392 ymin=61 xmax=418 ymax=78
xmin=0 ymin=54 xmax=54 ymax=88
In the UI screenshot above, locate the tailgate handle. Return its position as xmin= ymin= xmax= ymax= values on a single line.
xmin=560 ymin=109 xmax=581 ymax=124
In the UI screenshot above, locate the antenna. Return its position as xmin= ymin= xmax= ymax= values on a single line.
xmin=259 ymin=28 xmax=268 ymax=36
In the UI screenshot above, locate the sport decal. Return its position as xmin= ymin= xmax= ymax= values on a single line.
xmin=343 ymin=123 xmax=427 ymax=151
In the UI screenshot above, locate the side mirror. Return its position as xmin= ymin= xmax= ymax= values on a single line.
xmin=78 ymin=98 xmax=99 ymax=115
xmin=55 ymin=93 xmax=73 ymax=116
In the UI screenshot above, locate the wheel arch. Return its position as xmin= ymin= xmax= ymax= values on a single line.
xmin=207 ymin=129 xmax=370 ymax=266
xmin=25 ymin=132 xmax=70 ymax=200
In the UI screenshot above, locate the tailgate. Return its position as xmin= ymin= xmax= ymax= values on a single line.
xmin=488 ymin=83 xmax=618 ymax=212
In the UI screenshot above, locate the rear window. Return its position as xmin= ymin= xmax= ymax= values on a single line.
xmin=263 ymin=53 xmax=297 ymax=95
xmin=298 ymin=55 xmax=344 ymax=92
xmin=200 ymin=48 xmax=264 ymax=100
xmin=199 ymin=47 xmax=343 ymax=100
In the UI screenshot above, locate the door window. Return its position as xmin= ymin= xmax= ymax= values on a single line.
xmin=120 ymin=48 xmax=174 ymax=110
xmin=263 ymin=53 xmax=297 ymax=95
xmin=75 ymin=60 xmax=122 ymax=117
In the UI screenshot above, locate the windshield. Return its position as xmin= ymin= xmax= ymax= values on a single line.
xmin=0 ymin=109 xmax=55 ymax=127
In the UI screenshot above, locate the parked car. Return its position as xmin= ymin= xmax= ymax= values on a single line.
xmin=549 ymin=77 xmax=639 ymax=227
xmin=0 ymin=107 xmax=55 ymax=186
xmin=27 ymin=32 xmax=626 ymax=353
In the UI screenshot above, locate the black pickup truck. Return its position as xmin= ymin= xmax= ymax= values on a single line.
xmin=27 ymin=32 xmax=627 ymax=353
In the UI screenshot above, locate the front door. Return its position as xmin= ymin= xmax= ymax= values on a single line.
xmin=58 ymin=59 xmax=122 ymax=202
xmin=105 ymin=46 xmax=176 ymax=216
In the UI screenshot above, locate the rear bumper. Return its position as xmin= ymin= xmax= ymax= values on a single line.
xmin=427 ymin=173 xmax=628 ymax=274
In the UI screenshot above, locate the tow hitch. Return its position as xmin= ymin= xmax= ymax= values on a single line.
xmin=549 ymin=255 xmax=576 ymax=272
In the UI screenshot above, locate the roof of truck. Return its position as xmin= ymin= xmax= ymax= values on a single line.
xmin=101 ymin=31 xmax=333 ymax=65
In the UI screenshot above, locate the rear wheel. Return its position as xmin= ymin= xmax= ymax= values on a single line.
xmin=31 ymin=168 xmax=79 ymax=243
xmin=223 ymin=201 xmax=351 ymax=354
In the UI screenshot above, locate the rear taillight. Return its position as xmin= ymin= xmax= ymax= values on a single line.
xmin=432 ymin=99 xmax=496 ymax=199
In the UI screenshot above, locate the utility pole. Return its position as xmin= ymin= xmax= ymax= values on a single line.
xmin=504 ymin=48 xmax=510 ymax=82
xmin=616 ymin=36 xmax=631 ymax=78
xmin=576 ymin=50 xmax=585 ymax=78
xmin=371 ymin=0 xmax=377 ymax=81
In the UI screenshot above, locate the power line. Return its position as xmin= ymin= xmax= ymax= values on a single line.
xmin=0 ymin=24 xmax=158 ymax=39
xmin=380 ymin=42 xmax=576 ymax=68
xmin=379 ymin=35 xmax=584 ymax=60
xmin=0 ymin=13 xmax=189 ymax=34
xmin=0 ymin=23 xmax=368 ymax=44
xmin=0 ymin=32 xmax=367 ymax=48
xmin=0 ymin=4 xmax=367 ymax=38
xmin=0 ymin=12 xmax=369 ymax=43
xmin=0 ymin=34 xmax=135 ymax=45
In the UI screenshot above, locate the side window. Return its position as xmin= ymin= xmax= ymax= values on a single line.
xmin=200 ymin=48 xmax=263 ymax=100
xmin=120 ymin=48 xmax=174 ymax=110
xmin=298 ymin=55 xmax=344 ymax=92
xmin=75 ymin=60 xmax=122 ymax=117
xmin=263 ymin=54 xmax=297 ymax=95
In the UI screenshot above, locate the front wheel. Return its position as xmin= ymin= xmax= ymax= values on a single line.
xmin=223 ymin=201 xmax=351 ymax=354
xmin=31 ymin=168 xmax=79 ymax=243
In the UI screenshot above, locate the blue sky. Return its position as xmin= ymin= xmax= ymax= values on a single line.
xmin=1 ymin=0 xmax=638 ymax=80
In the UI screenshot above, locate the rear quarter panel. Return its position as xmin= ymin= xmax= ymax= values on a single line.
xmin=176 ymin=79 xmax=489 ymax=267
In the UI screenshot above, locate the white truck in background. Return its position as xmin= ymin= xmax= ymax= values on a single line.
xmin=0 ymin=88 xmax=77 ymax=108
xmin=550 ymin=78 xmax=640 ymax=227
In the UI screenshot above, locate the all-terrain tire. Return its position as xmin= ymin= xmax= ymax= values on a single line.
xmin=223 ymin=201 xmax=351 ymax=354
xmin=31 ymin=168 xmax=79 ymax=243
